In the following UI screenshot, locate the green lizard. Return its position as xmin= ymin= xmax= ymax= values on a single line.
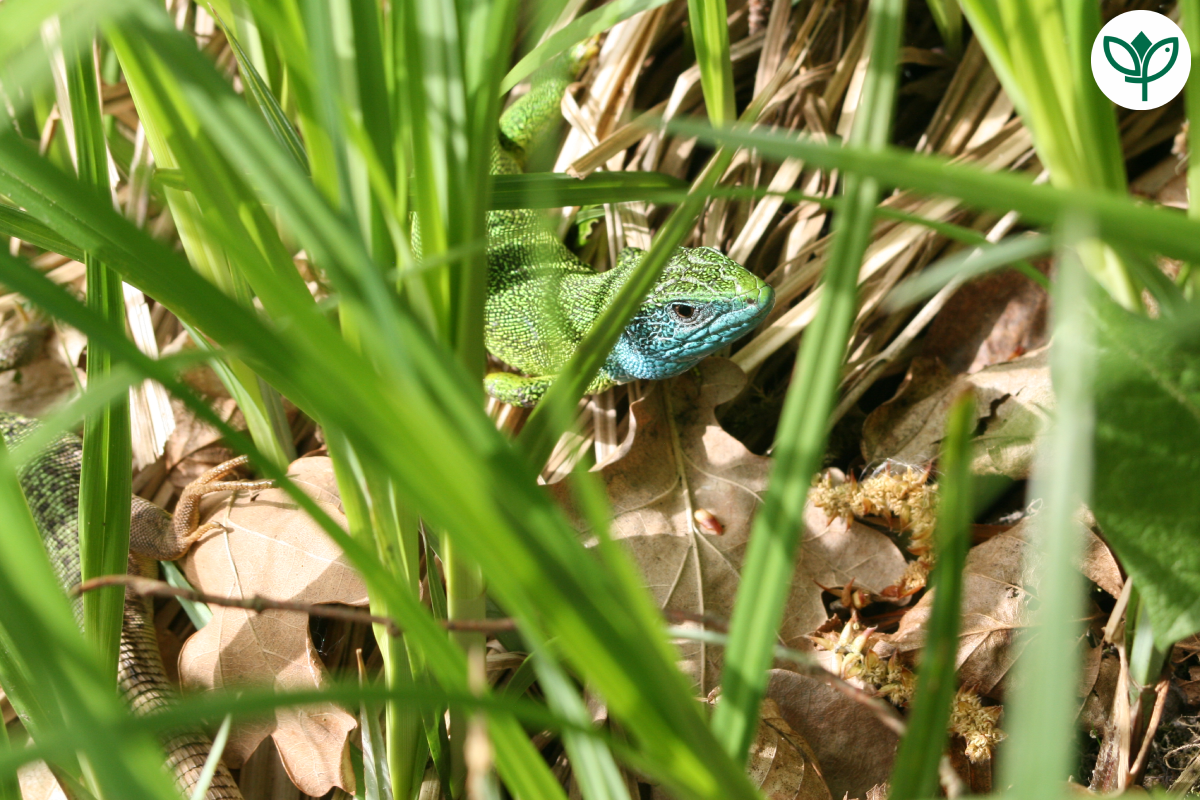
xmin=0 ymin=333 xmax=269 ymax=800
xmin=484 ymin=51 xmax=774 ymax=407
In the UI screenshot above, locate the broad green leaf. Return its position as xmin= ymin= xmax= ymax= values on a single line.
xmin=1091 ymin=295 xmax=1200 ymax=647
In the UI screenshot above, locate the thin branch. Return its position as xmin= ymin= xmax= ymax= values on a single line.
xmin=73 ymin=574 xmax=518 ymax=637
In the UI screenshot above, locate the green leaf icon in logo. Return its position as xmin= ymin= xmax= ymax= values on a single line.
xmin=1104 ymin=30 xmax=1180 ymax=102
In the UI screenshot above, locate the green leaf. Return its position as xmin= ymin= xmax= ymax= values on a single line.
xmin=1091 ymin=295 xmax=1200 ymax=647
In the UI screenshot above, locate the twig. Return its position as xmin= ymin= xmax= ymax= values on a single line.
xmin=1129 ymin=675 xmax=1172 ymax=782
xmin=73 ymin=574 xmax=518 ymax=637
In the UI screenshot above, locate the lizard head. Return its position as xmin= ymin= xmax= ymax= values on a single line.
xmin=605 ymin=246 xmax=775 ymax=382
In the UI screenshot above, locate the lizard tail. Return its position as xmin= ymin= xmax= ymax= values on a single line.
xmin=121 ymin=554 xmax=244 ymax=800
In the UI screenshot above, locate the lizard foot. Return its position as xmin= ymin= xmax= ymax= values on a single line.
xmin=485 ymin=372 xmax=553 ymax=408
xmin=172 ymin=456 xmax=274 ymax=553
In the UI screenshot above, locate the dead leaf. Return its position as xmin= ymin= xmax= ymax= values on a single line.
xmin=1080 ymin=523 xmax=1123 ymax=598
xmin=651 ymin=696 xmax=831 ymax=800
xmin=179 ymin=456 xmax=366 ymax=797
xmin=862 ymin=346 xmax=1052 ymax=479
xmin=18 ymin=761 xmax=68 ymax=800
xmin=876 ymin=521 xmax=1037 ymax=698
xmin=921 ymin=267 xmax=1049 ymax=375
xmin=767 ymin=669 xmax=898 ymax=800
xmin=745 ymin=697 xmax=832 ymax=800
xmin=549 ymin=359 xmax=908 ymax=691
xmin=0 ymin=322 xmax=82 ymax=418
xmin=876 ymin=517 xmax=1111 ymax=700
xmin=164 ymin=396 xmax=242 ymax=488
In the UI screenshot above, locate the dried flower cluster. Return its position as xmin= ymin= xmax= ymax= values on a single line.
xmin=811 ymin=464 xmax=939 ymax=594
xmin=812 ymin=617 xmax=1005 ymax=763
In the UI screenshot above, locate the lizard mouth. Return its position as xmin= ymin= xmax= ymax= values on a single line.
xmin=666 ymin=283 xmax=775 ymax=358
xmin=713 ymin=282 xmax=775 ymax=337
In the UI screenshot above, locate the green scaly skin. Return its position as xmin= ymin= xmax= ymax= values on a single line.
xmin=484 ymin=52 xmax=775 ymax=407
xmin=0 ymin=398 xmax=266 ymax=800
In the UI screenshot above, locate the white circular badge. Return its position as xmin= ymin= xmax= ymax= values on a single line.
xmin=1091 ymin=10 xmax=1190 ymax=110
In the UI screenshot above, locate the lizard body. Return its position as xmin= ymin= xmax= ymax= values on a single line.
xmin=0 ymin=406 xmax=268 ymax=800
xmin=484 ymin=53 xmax=774 ymax=407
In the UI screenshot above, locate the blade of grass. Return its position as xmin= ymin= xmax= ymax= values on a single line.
xmin=886 ymin=233 xmax=1052 ymax=309
xmin=209 ymin=8 xmax=308 ymax=174
xmin=711 ymin=0 xmax=906 ymax=762
xmin=0 ymin=205 xmax=85 ymax=260
xmin=959 ymin=0 xmax=1135 ymax=307
xmin=924 ymin=0 xmax=961 ymax=58
xmin=999 ymin=215 xmax=1094 ymax=798
xmin=888 ymin=393 xmax=975 ymax=800
xmin=669 ymin=120 xmax=1200 ymax=266
xmin=58 ymin=27 xmax=131 ymax=685
xmin=687 ymin=0 xmax=735 ymax=125
xmin=500 ymin=0 xmax=676 ymax=93
xmin=490 ymin=171 xmax=689 ymax=208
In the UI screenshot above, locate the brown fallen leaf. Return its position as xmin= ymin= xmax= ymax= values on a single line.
xmin=179 ymin=456 xmax=366 ymax=797
xmin=876 ymin=521 xmax=1034 ymax=698
xmin=767 ymin=669 xmax=898 ymax=800
xmin=876 ymin=517 xmax=1110 ymax=700
xmin=862 ymin=346 xmax=1052 ymax=479
xmin=18 ymin=761 xmax=68 ymax=800
xmin=548 ymin=359 xmax=908 ymax=691
xmin=921 ymin=267 xmax=1048 ymax=375
xmin=0 ymin=321 xmax=83 ymax=418
xmin=652 ymin=695 xmax=831 ymax=800
xmin=164 ymin=395 xmax=242 ymax=489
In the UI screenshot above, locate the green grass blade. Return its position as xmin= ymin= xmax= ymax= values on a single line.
xmin=210 ymin=8 xmax=309 ymax=174
xmin=687 ymin=0 xmax=735 ymax=125
xmin=670 ymin=120 xmax=1200 ymax=266
xmin=61 ymin=28 xmax=131 ymax=685
xmin=711 ymin=0 xmax=906 ymax=762
xmin=186 ymin=715 xmax=232 ymax=800
xmin=490 ymin=171 xmax=689 ymax=208
xmin=924 ymin=0 xmax=961 ymax=57
xmin=887 ymin=233 xmax=1052 ymax=308
xmin=888 ymin=393 xmax=975 ymax=800
xmin=500 ymin=0 xmax=676 ymax=93
xmin=0 ymin=205 xmax=85 ymax=260
xmin=999 ymin=216 xmax=1094 ymax=798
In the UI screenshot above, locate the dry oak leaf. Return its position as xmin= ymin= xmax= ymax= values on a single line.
xmin=0 ymin=322 xmax=83 ymax=419
xmin=650 ymin=696 xmax=832 ymax=800
xmin=547 ymin=358 xmax=907 ymax=690
xmin=767 ymin=669 xmax=898 ymax=800
xmin=875 ymin=521 xmax=1037 ymax=698
xmin=862 ymin=346 xmax=1052 ymax=480
xmin=875 ymin=517 xmax=1112 ymax=701
xmin=179 ymin=456 xmax=366 ymax=797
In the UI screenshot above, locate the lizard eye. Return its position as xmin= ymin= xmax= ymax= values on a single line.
xmin=672 ymin=304 xmax=696 ymax=319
